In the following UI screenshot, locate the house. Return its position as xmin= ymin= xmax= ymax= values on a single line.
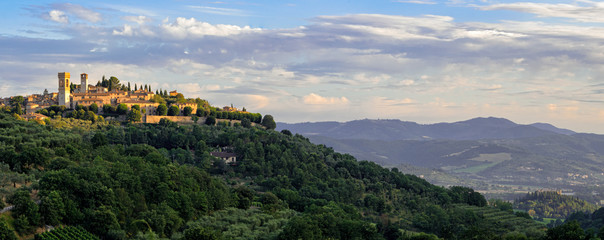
xmin=223 ymin=106 xmax=238 ymax=112
xmin=210 ymin=152 xmax=237 ymax=164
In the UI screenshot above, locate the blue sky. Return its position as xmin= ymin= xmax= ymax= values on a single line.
xmin=2 ymin=0 xmax=604 ymax=133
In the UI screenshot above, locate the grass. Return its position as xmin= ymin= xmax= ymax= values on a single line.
xmin=453 ymin=160 xmax=503 ymax=174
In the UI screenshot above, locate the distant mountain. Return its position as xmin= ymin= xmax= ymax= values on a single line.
xmin=277 ymin=117 xmax=604 ymax=201
xmin=529 ymin=122 xmax=576 ymax=135
xmin=278 ymin=117 xmax=569 ymax=141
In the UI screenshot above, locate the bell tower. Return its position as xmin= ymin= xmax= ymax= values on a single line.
xmin=58 ymin=72 xmax=70 ymax=107
xmin=80 ymin=73 xmax=88 ymax=93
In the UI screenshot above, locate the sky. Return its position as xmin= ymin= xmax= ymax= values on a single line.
xmin=2 ymin=0 xmax=604 ymax=133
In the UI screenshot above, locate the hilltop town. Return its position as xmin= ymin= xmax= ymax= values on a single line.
xmin=0 ymin=72 xmax=265 ymax=126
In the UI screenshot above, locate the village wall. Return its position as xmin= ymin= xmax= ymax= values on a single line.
xmin=145 ymin=115 xmax=198 ymax=124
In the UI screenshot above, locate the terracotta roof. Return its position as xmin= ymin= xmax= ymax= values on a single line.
xmin=72 ymin=93 xmax=111 ymax=96
xmin=121 ymin=100 xmax=158 ymax=104
xmin=76 ymin=98 xmax=105 ymax=102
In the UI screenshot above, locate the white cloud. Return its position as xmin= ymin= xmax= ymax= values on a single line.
xmin=61 ymin=3 xmax=102 ymax=23
xmin=373 ymin=97 xmax=415 ymax=106
xmin=160 ymin=17 xmax=261 ymax=39
xmin=90 ymin=47 xmax=108 ymax=52
xmin=122 ymin=16 xmax=151 ymax=24
xmin=10 ymin=10 xmax=604 ymax=132
xmin=48 ymin=10 xmax=68 ymax=24
xmin=113 ymin=24 xmax=133 ymax=36
xmin=187 ymin=5 xmax=248 ymax=16
xmin=481 ymin=1 xmax=604 ymax=23
xmin=393 ymin=0 xmax=436 ymax=4
xmin=303 ymin=93 xmax=349 ymax=105
xmin=245 ymin=94 xmax=270 ymax=109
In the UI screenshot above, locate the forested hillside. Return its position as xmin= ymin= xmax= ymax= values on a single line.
xmin=515 ymin=191 xmax=598 ymax=219
xmin=0 ymin=113 xmax=548 ymax=239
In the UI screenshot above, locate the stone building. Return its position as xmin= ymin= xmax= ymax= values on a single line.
xmin=57 ymin=72 xmax=157 ymax=114
xmin=58 ymin=72 xmax=70 ymax=107
xmin=174 ymin=102 xmax=197 ymax=115
xmin=11 ymin=72 xmax=198 ymax=119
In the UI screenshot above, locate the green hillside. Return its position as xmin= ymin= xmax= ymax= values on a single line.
xmin=306 ymin=134 xmax=604 ymax=202
xmin=515 ymin=191 xmax=598 ymax=219
xmin=0 ymin=112 xmax=548 ymax=239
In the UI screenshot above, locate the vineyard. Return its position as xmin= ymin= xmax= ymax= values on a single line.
xmin=456 ymin=204 xmax=546 ymax=234
xmin=34 ymin=226 xmax=99 ymax=240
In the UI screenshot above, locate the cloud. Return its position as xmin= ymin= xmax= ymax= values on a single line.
xmin=41 ymin=4 xmax=102 ymax=24
xmin=113 ymin=24 xmax=133 ymax=36
xmin=122 ymin=16 xmax=151 ymax=24
xmin=47 ymin=10 xmax=68 ymax=23
xmin=393 ymin=0 xmax=436 ymax=4
xmin=480 ymin=1 xmax=604 ymax=23
xmin=187 ymin=5 xmax=248 ymax=16
xmin=245 ymin=94 xmax=270 ymax=109
xmin=303 ymin=93 xmax=349 ymax=105
xmin=8 ymin=10 xmax=604 ymax=132
xmin=479 ymin=84 xmax=503 ymax=91
xmin=60 ymin=3 xmax=102 ymax=23
xmin=374 ymin=97 xmax=416 ymax=106
xmin=160 ymin=17 xmax=261 ymax=39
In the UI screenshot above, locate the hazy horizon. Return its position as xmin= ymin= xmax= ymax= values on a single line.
xmin=2 ymin=0 xmax=604 ymax=133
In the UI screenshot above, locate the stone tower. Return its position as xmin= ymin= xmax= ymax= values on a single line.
xmin=58 ymin=72 xmax=70 ymax=107
xmin=80 ymin=73 xmax=88 ymax=93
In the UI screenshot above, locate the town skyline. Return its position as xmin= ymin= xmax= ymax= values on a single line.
xmin=2 ymin=1 xmax=604 ymax=133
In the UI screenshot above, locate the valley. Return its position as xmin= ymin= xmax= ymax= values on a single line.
xmin=278 ymin=118 xmax=604 ymax=202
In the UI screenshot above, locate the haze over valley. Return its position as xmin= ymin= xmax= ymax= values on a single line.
xmin=279 ymin=118 xmax=604 ymax=201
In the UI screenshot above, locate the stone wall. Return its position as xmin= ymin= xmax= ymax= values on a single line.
xmin=144 ymin=115 xmax=261 ymax=127
xmin=145 ymin=115 xmax=197 ymax=124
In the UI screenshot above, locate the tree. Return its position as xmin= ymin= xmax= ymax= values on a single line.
xmin=86 ymin=206 xmax=121 ymax=236
xmin=235 ymin=187 xmax=255 ymax=209
xmin=91 ymin=132 xmax=107 ymax=147
xmin=598 ymin=225 xmax=604 ymax=240
xmin=9 ymin=189 xmax=40 ymax=234
xmin=127 ymin=109 xmax=142 ymax=122
xmin=280 ymin=216 xmax=322 ymax=240
xmin=176 ymin=93 xmax=186 ymax=103
xmin=545 ymin=220 xmax=585 ymax=240
xmin=103 ymin=104 xmax=114 ymax=114
xmin=261 ymin=115 xmax=276 ymax=130
xmin=132 ymin=105 xmax=141 ymax=111
xmin=241 ymin=118 xmax=252 ymax=128
xmin=168 ymin=105 xmax=180 ymax=116
xmin=205 ymin=116 xmax=216 ymax=125
xmin=157 ymin=104 xmax=168 ymax=116
xmin=0 ymin=219 xmax=17 ymax=240
xmin=40 ymin=191 xmax=65 ymax=225
xmin=152 ymin=95 xmax=166 ymax=105
xmin=184 ymin=226 xmax=222 ymax=240
xmin=13 ymin=103 xmax=23 ymax=115
xmin=109 ymin=76 xmax=120 ymax=91
xmin=10 ymin=96 xmax=24 ymax=108
xmin=183 ymin=106 xmax=193 ymax=116
xmin=89 ymin=103 xmax=99 ymax=113
xmin=117 ymin=103 xmax=128 ymax=115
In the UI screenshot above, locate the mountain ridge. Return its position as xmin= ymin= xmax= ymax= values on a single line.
xmin=277 ymin=117 xmax=576 ymax=141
